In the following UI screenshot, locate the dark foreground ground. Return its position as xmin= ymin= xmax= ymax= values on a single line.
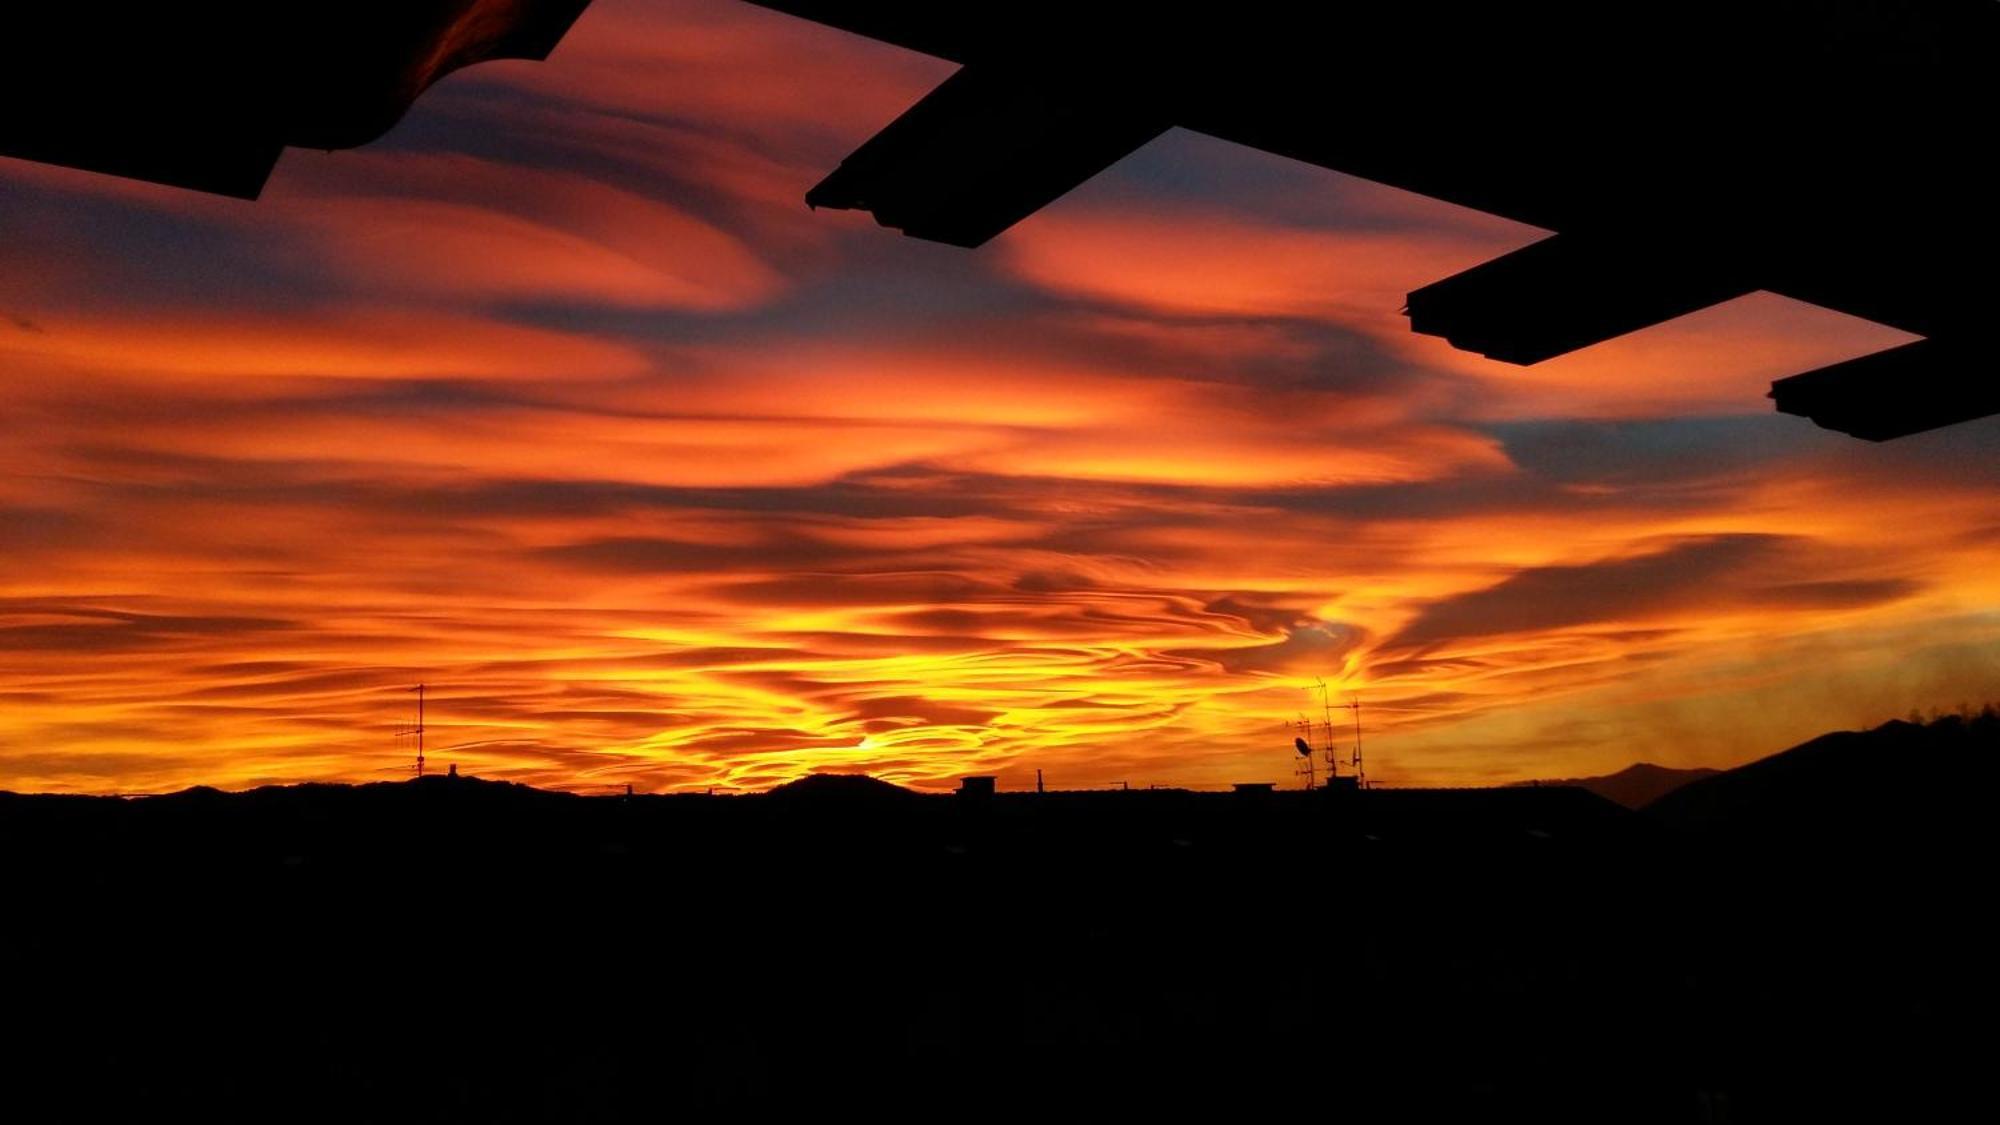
xmin=3 ymin=717 xmax=1995 ymax=1122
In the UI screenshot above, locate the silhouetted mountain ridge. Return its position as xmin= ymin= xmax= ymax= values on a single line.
xmin=765 ymin=771 xmax=919 ymax=804
xmin=153 ymin=772 xmax=566 ymax=806
xmin=1644 ymin=714 xmax=2000 ymax=844
xmin=0 ymin=772 xmax=570 ymax=806
xmin=1514 ymin=762 xmax=1718 ymax=808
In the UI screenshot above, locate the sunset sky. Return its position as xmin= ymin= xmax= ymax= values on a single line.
xmin=3 ymin=0 xmax=1997 ymax=795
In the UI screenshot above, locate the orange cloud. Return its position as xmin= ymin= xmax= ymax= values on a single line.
xmin=280 ymin=152 xmax=787 ymax=310
xmin=4 ymin=308 xmax=648 ymax=385
xmin=1000 ymin=203 xmax=1531 ymax=325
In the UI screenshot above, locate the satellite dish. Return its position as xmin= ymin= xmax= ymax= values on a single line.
xmin=1293 ymin=737 xmax=1312 ymax=757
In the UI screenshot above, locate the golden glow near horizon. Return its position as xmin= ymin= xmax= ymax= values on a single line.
xmin=2 ymin=0 xmax=1997 ymax=795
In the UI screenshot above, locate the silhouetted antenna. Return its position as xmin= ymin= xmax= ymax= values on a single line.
xmin=1314 ymin=678 xmax=1341 ymax=781
xmin=1349 ymin=694 xmax=1366 ymax=789
xmin=1291 ymin=714 xmax=1317 ymax=790
xmin=394 ymin=683 xmax=427 ymax=778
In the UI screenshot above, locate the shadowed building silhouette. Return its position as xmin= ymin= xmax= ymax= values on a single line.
xmin=2 ymin=716 xmax=1996 ymax=1118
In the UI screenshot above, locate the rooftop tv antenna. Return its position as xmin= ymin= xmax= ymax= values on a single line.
xmin=395 ymin=683 xmax=427 ymax=778
xmin=1292 ymin=715 xmax=1317 ymax=790
xmin=1348 ymin=694 xmax=1366 ymax=789
xmin=1314 ymin=678 xmax=1341 ymax=781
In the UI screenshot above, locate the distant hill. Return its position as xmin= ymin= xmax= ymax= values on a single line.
xmin=1644 ymin=714 xmax=2000 ymax=844
xmin=145 ymin=771 xmax=569 ymax=809
xmin=1515 ymin=762 xmax=1718 ymax=808
xmin=765 ymin=771 xmax=922 ymax=805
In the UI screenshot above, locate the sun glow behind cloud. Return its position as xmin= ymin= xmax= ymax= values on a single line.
xmin=2 ymin=0 xmax=1996 ymax=794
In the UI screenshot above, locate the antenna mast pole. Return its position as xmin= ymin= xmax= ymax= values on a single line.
xmin=1349 ymin=695 xmax=1364 ymax=789
xmin=415 ymin=683 xmax=426 ymax=778
xmin=1293 ymin=715 xmax=1317 ymax=790
xmin=1315 ymin=678 xmax=1338 ymax=779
